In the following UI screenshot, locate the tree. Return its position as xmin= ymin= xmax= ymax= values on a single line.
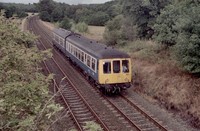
xmin=122 ymin=0 xmax=171 ymax=39
xmin=103 ymin=15 xmax=124 ymax=45
xmin=51 ymin=6 xmax=64 ymax=22
xmin=4 ymin=6 xmax=16 ymax=18
xmin=0 ymin=3 xmax=4 ymax=10
xmin=37 ymin=0 xmax=55 ymax=14
xmin=88 ymin=11 xmax=109 ymax=26
xmin=173 ymin=0 xmax=200 ymax=74
xmin=153 ymin=4 xmax=179 ymax=45
xmin=59 ymin=16 xmax=72 ymax=30
xmin=39 ymin=11 xmax=51 ymax=22
xmin=0 ymin=14 xmax=61 ymax=130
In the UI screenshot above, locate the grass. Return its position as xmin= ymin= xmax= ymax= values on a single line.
xmin=83 ymin=25 xmax=105 ymax=41
xmin=118 ymin=40 xmax=171 ymax=63
xmin=119 ymin=40 xmax=200 ymax=128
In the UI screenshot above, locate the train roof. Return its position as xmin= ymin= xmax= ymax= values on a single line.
xmin=53 ymin=28 xmax=130 ymax=59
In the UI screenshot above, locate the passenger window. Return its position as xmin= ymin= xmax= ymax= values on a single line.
xmin=103 ymin=62 xmax=111 ymax=74
xmin=78 ymin=50 xmax=81 ymax=60
xmin=87 ymin=55 xmax=91 ymax=67
xmin=113 ymin=61 xmax=120 ymax=73
xmin=92 ymin=58 xmax=95 ymax=71
xmin=81 ymin=52 xmax=84 ymax=62
xmin=122 ymin=60 xmax=129 ymax=73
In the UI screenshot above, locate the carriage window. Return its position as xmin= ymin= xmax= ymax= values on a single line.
xmin=72 ymin=46 xmax=75 ymax=55
xmin=66 ymin=41 xmax=68 ymax=50
xmin=92 ymin=58 xmax=96 ymax=71
xmin=78 ymin=50 xmax=81 ymax=60
xmin=122 ymin=60 xmax=129 ymax=73
xmin=85 ymin=54 xmax=87 ymax=63
xmin=75 ymin=48 xmax=78 ymax=57
xmin=81 ymin=52 xmax=84 ymax=62
xmin=113 ymin=61 xmax=120 ymax=73
xmin=87 ymin=55 xmax=91 ymax=67
xmin=69 ymin=45 xmax=72 ymax=53
xmin=103 ymin=62 xmax=111 ymax=74
xmin=74 ymin=48 xmax=76 ymax=56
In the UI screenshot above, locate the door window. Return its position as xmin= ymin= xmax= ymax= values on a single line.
xmin=122 ymin=60 xmax=129 ymax=73
xmin=103 ymin=62 xmax=111 ymax=74
xmin=113 ymin=60 xmax=120 ymax=73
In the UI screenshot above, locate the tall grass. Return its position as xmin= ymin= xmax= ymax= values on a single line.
xmin=119 ymin=40 xmax=170 ymax=63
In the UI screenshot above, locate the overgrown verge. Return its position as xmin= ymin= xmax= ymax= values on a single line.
xmin=0 ymin=15 xmax=62 ymax=130
xmin=120 ymin=41 xmax=200 ymax=128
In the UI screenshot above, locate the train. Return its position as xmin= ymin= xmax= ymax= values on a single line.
xmin=52 ymin=28 xmax=132 ymax=93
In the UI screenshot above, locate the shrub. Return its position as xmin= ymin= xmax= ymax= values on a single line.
xmin=154 ymin=0 xmax=200 ymax=74
xmin=88 ymin=11 xmax=109 ymax=26
xmin=173 ymin=1 xmax=200 ymax=74
xmin=59 ymin=17 xmax=72 ymax=30
xmin=103 ymin=15 xmax=123 ymax=46
xmin=0 ymin=15 xmax=62 ymax=130
xmin=153 ymin=4 xmax=179 ymax=46
xmin=39 ymin=11 xmax=51 ymax=22
xmin=74 ymin=22 xmax=88 ymax=33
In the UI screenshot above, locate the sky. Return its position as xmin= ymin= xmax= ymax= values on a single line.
xmin=0 ymin=0 xmax=112 ymax=5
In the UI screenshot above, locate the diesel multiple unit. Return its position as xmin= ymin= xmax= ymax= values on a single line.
xmin=52 ymin=28 xmax=132 ymax=93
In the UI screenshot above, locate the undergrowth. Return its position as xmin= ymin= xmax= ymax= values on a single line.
xmin=119 ymin=40 xmax=200 ymax=128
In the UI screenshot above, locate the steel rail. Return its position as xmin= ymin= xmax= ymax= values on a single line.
xmin=29 ymin=16 xmax=110 ymax=131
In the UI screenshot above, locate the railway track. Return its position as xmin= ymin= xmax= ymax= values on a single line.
xmin=28 ymin=17 xmax=110 ymax=131
xmin=28 ymin=16 xmax=170 ymax=131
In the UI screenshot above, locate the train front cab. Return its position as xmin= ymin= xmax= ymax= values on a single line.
xmin=98 ymin=58 xmax=132 ymax=92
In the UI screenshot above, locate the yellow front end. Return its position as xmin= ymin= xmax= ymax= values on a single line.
xmin=98 ymin=59 xmax=132 ymax=84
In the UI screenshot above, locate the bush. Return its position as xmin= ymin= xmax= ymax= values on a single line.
xmin=39 ymin=11 xmax=51 ymax=22
xmin=0 ymin=15 xmax=62 ymax=130
xmin=174 ymin=33 xmax=200 ymax=74
xmin=88 ymin=11 xmax=109 ymax=26
xmin=154 ymin=0 xmax=200 ymax=74
xmin=73 ymin=22 xmax=88 ymax=33
xmin=119 ymin=40 xmax=166 ymax=62
xmin=103 ymin=15 xmax=123 ymax=45
xmin=59 ymin=17 xmax=72 ymax=30
xmin=153 ymin=4 xmax=179 ymax=46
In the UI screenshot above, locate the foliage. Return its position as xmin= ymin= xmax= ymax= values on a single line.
xmin=1 ymin=2 xmax=37 ymax=13
xmin=59 ymin=16 xmax=72 ymax=30
xmin=122 ymin=0 xmax=171 ymax=39
xmin=73 ymin=22 xmax=88 ymax=33
xmin=51 ymin=4 xmax=64 ymax=22
xmin=119 ymin=40 xmax=167 ymax=62
xmin=2 ymin=3 xmax=31 ymax=18
xmin=36 ymin=0 xmax=119 ymax=26
xmin=4 ymin=6 xmax=16 ymax=18
xmin=88 ymin=11 xmax=109 ymax=26
xmin=153 ymin=4 xmax=178 ymax=46
xmin=36 ymin=0 xmax=55 ymax=15
xmin=103 ymin=15 xmax=123 ymax=45
xmin=39 ymin=11 xmax=51 ymax=22
xmin=0 ymin=15 xmax=62 ymax=130
xmin=153 ymin=0 xmax=200 ymax=74
xmin=83 ymin=121 xmax=103 ymax=131
xmin=172 ymin=0 xmax=200 ymax=74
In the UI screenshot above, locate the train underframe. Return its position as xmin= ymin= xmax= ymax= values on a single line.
xmin=97 ymin=83 xmax=131 ymax=94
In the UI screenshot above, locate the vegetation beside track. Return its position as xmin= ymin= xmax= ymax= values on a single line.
xmin=0 ymin=14 xmax=62 ymax=130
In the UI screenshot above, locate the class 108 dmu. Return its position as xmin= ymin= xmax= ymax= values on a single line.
xmin=52 ymin=28 xmax=132 ymax=93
